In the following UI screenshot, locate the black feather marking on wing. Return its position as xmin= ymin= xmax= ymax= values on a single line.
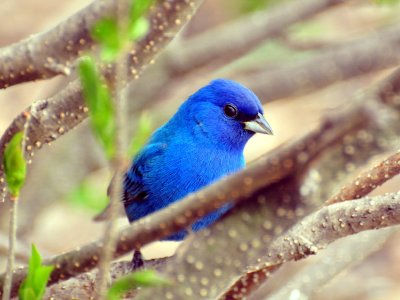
xmin=121 ymin=143 xmax=166 ymax=207
xmin=122 ymin=171 xmax=148 ymax=207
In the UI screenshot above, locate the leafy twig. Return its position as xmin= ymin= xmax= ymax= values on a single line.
xmin=2 ymin=113 xmax=30 ymax=300
xmin=94 ymin=0 xmax=135 ymax=297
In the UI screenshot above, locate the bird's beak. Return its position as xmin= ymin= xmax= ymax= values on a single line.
xmin=243 ymin=113 xmax=273 ymax=135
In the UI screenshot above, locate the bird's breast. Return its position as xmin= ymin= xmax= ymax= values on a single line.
xmin=145 ymin=145 xmax=243 ymax=209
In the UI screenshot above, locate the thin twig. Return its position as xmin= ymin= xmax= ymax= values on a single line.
xmin=95 ymin=2 xmax=130 ymax=298
xmin=2 ymin=201 xmax=18 ymax=300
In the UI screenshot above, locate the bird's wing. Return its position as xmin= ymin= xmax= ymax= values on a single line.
xmin=122 ymin=142 xmax=166 ymax=207
xmin=93 ymin=143 xmax=166 ymax=222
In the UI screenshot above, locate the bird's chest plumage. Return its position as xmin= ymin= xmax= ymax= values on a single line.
xmin=144 ymin=143 xmax=244 ymax=212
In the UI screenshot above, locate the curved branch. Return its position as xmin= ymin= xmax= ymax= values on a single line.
xmin=265 ymin=192 xmax=400 ymax=265
xmin=0 ymin=0 xmax=204 ymax=89
xmin=0 ymin=0 xmax=114 ymax=88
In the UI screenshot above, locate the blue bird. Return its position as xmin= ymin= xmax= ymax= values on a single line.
xmin=123 ymin=79 xmax=272 ymax=242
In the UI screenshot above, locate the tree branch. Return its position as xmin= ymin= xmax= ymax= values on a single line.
xmin=266 ymin=228 xmax=396 ymax=300
xmin=327 ymin=150 xmax=400 ymax=205
xmin=0 ymin=0 xmax=114 ymax=88
xmin=265 ymin=192 xmax=400 ymax=265
xmin=0 ymin=0 xmax=202 ymax=89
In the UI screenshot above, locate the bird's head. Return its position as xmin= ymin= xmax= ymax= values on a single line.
xmin=181 ymin=79 xmax=273 ymax=150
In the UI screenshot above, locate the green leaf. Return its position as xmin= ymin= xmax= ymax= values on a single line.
xmin=19 ymin=245 xmax=54 ymax=300
xmin=33 ymin=267 xmax=54 ymax=298
xmin=19 ymin=288 xmax=36 ymax=300
xmin=3 ymin=131 xmax=27 ymax=197
xmin=79 ymin=56 xmax=116 ymax=159
xmin=128 ymin=0 xmax=153 ymax=40
xmin=130 ymin=0 xmax=154 ymax=24
xmin=91 ymin=18 xmax=122 ymax=61
xmin=30 ymin=244 xmax=41 ymax=271
xmin=107 ymin=270 xmax=170 ymax=300
xmin=129 ymin=17 xmax=149 ymax=40
xmin=128 ymin=111 xmax=153 ymax=157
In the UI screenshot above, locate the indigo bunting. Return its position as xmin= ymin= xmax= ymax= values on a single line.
xmin=123 ymin=79 xmax=272 ymax=246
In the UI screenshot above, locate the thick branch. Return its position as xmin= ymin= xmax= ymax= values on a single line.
xmin=2 ymin=2 xmax=398 ymax=203
xmin=0 ymin=0 xmax=113 ymax=88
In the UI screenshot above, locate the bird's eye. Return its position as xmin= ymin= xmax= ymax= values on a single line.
xmin=224 ymin=104 xmax=238 ymax=118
